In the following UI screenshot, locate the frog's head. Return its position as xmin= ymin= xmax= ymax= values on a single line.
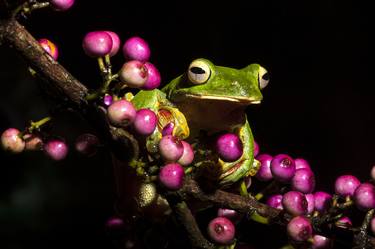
xmin=163 ymin=58 xmax=269 ymax=105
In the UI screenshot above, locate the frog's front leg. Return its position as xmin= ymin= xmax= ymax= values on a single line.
xmin=217 ymin=118 xmax=260 ymax=188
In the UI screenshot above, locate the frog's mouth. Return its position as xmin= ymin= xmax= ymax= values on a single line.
xmin=183 ymin=94 xmax=262 ymax=104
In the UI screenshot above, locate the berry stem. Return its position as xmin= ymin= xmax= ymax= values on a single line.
xmin=12 ymin=1 xmax=50 ymax=18
xmin=239 ymin=180 xmax=248 ymax=196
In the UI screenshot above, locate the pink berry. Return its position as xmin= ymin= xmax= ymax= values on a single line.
xmin=207 ymin=217 xmax=235 ymax=245
xmin=75 ymin=133 xmax=99 ymax=157
xmin=119 ymin=60 xmax=149 ymax=88
xmin=287 ymin=216 xmax=313 ymax=242
xmin=103 ymin=94 xmax=113 ymax=106
xmin=82 ymin=31 xmax=113 ymax=58
xmin=354 ymin=183 xmax=375 ymax=211
xmin=314 ymin=191 xmax=332 ymax=213
xmin=295 ymin=158 xmax=311 ymax=171
xmin=24 ymin=134 xmax=43 ymax=151
xmin=161 ymin=122 xmax=174 ymax=137
xmin=282 ymin=191 xmax=308 ymax=216
xmin=38 ymin=38 xmax=59 ymax=60
xmin=133 ymin=109 xmax=157 ymax=136
xmin=266 ymin=194 xmax=283 ymax=210
xmin=217 ymin=208 xmax=240 ymax=221
xmin=177 ymin=141 xmax=194 ymax=166
xmin=159 ymin=135 xmax=184 ymax=162
xmin=270 ymin=154 xmax=296 ymax=183
xmin=371 ymin=217 xmax=375 ymax=235
xmin=216 ymin=133 xmax=243 ymax=162
xmin=253 ymin=140 xmax=259 ymax=157
xmin=305 ymin=193 xmax=315 ymax=214
xmin=123 ymin=36 xmax=151 ymax=62
xmin=50 ymin=0 xmax=75 ymax=11
xmin=335 ymin=216 xmax=352 ymax=229
xmin=1 ymin=128 xmax=25 ymax=153
xmin=158 ymin=163 xmax=185 ymax=190
xmin=44 ymin=139 xmax=68 ymax=161
xmin=107 ymin=99 xmax=136 ymax=127
xmin=104 ymin=31 xmax=121 ymax=57
xmin=371 ymin=165 xmax=375 ymax=181
xmin=291 ymin=168 xmax=316 ymax=194
xmin=142 ymin=62 xmax=161 ymax=90
xmin=312 ymin=235 xmax=333 ymax=249
xmin=255 ymin=154 xmax=273 ymax=182
xmin=334 ymin=175 xmax=361 ymax=198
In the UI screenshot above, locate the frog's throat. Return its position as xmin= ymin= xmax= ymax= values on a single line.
xmin=182 ymin=93 xmax=261 ymax=104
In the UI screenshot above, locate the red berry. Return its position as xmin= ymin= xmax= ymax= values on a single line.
xmin=207 ymin=217 xmax=235 ymax=245
xmin=1 ymin=128 xmax=25 ymax=153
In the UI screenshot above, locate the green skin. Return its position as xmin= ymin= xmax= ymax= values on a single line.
xmin=132 ymin=58 xmax=267 ymax=186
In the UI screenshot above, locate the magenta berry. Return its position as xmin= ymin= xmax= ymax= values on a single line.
xmin=282 ymin=191 xmax=308 ymax=216
xmin=44 ymin=139 xmax=68 ymax=161
xmin=216 ymin=133 xmax=243 ymax=162
xmin=82 ymin=31 xmax=113 ymax=58
xmin=38 ymin=39 xmax=59 ymax=60
xmin=50 ymin=0 xmax=75 ymax=11
xmin=177 ymin=141 xmax=194 ymax=166
xmin=142 ymin=62 xmax=161 ymax=90
xmin=123 ymin=36 xmax=151 ymax=62
xmin=335 ymin=216 xmax=352 ymax=229
xmin=312 ymin=235 xmax=333 ymax=249
xmin=158 ymin=163 xmax=184 ymax=190
xmin=162 ymin=123 xmax=174 ymax=137
xmin=295 ymin=158 xmax=311 ymax=171
xmin=255 ymin=154 xmax=273 ymax=182
xmin=105 ymin=31 xmax=121 ymax=57
xmin=133 ymin=109 xmax=157 ymax=136
xmin=291 ymin=168 xmax=316 ymax=194
xmin=159 ymin=135 xmax=184 ymax=162
xmin=217 ymin=208 xmax=239 ymax=221
xmin=287 ymin=216 xmax=313 ymax=242
xmin=24 ymin=134 xmax=43 ymax=151
xmin=253 ymin=140 xmax=259 ymax=157
xmin=334 ymin=175 xmax=361 ymax=198
xmin=354 ymin=183 xmax=375 ymax=211
xmin=314 ymin=191 xmax=332 ymax=213
xmin=105 ymin=216 xmax=124 ymax=230
xmin=107 ymin=99 xmax=136 ymax=127
xmin=270 ymin=154 xmax=296 ymax=183
xmin=75 ymin=133 xmax=99 ymax=157
xmin=266 ymin=194 xmax=283 ymax=210
xmin=119 ymin=60 xmax=148 ymax=88
xmin=1 ymin=128 xmax=25 ymax=153
xmin=207 ymin=217 xmax=235 ymax=245
xmin=305 ymin=193 xmax=315 ymax=214
xmin=103 ymin=94 xmax=113 ymax=106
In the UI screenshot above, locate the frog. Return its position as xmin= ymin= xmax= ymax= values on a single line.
xmin=131 ymin=58 xmax=269 ymax=187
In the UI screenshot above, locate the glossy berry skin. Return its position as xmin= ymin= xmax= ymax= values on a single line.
xmin=217 ymin=208 xmax=239 ymax=221
xmin=270 ymin=154 xmax=296 ymax=183
xmin=334 ymin=175 xmax=361 ymax=198
xmin=82 ymin=31 xmax=113 ymax=58
xmin=38 ymin=39 xmax=59 ymax=60
xmin=158 ymin=163 xmax=184 ymax=190
xmin=266 ymin=194 xmax=283 ymax=210
xmin=1 ymin=128 xmax=25 ymax=153
xmin=177 ymin=141 xmax=194 ymax=166
xmin=142 ymin=62 xmax=161 ymax=90
xmin=103 ymin=94 xmax=113 ymax=106
xmin=255 ymin=154 xmax=273 ymax=182
xmin=291 ymin=168 xmax=316 ymax=194
xmin=287 ymin=216 xmax=313 ymax=242
xmin=159 ymin=135 xmax=184 ymax=162
xmin=305 ymin=193 xmax=315 ymax=214
xmin=216 ymin=133 xmax=243 ymax=162
xmin=133 ymin=109 xmax=157 ymax=136
xmin=314 ymin=191 xmax=332 ymax=213
xmin=294 ymin=158 xmax=311 ymax=171
xmin=161 ymin=123 xmax=174 ymax=137
xmin=207 ymin=217 xmax=235 ymax=245
xmin=24 ymin=134 xmax=43 ymax=151
xmin=119 ymin=60 xmax=148 ymax=88
xmin=335 ymin=216 xmax=352 ymax=229
xmin=107 ymin=100 xmax=136 ymax=127
xmin=282 ymin=191 xmax=308 ymax=216
xmin=354 ymin=183 xmax=375 ymax=211
xmin=44 ymin=139 xmax=68 ymax=161
xmin=312 ymin=235 xmax=333 ymax=249
xmin=105 ymin=31 xmax=121 ymax=57
xmin=122 ymin=36 xmax=151 ymax=62
xmin=50 ymin=0 xmax=75 ymax=11
xmin=75 ymin=133 xmax=99 ymax=157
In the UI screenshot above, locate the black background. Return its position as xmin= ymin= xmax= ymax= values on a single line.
xmin=0 ymin=0 xmax=373 ymax=248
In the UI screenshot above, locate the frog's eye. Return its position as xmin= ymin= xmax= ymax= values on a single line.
xmin=187 ymin=60 xmax=211 ymax=84
xmin=258 ymin=66 xmax=270 ymax=90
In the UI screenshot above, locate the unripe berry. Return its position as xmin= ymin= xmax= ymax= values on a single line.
xmin=291 ymin=168 xmax=316 ymax=194
xmin=123 ymin=36 xmax=151 ymax=62
xmin=216 ymin=133 xmax=243 ymax=162
xmin=207 ymin=217 xmax=235 ymax=245
xmin=105 ymin=31 xmax=121 ymax=57
xmin=142 ymin=62 xmax=161 ymax=90
xmin=119 ymin=60 xmax=148 ymax=88
xmin=1 ymin=128 xmax=25 ymax=153
xmin=50 ymin=0 xmax=75 ymax=11
xmin=270 ymin=154 xmax=296 ymax=183
xmin=44 ymin=139 xmax=68 ymax=161
xmin=133 ymin=109 xmax=157 ymax=136
xmin=159 ymin=135 xmax=184 ymax=162
xmin=354 ymin=183 xmax=375 ymax=211
xmin=38 ymin=38 xmax=59 ymax=60
xmin=82 ymin=31 xmax=113 ymax=58
xmin=158 ymin=163 xmax=185 ymax=190
xmin=287 ymin=216 xmax=313 ymax=242
xmin=334 ymin=175 xmax=361 ymax=198
xmin=255 ymin=154 xmax=273 ymax=182
xmin=282 ymin=191 xmax=308 ymax=216
xmin=75 ymin=133 xmax=99 ymax=157
xmin=177 ymin=141 xmax=194 ymax=166
xmin=107 ymin=99 xmax=136 ymax=127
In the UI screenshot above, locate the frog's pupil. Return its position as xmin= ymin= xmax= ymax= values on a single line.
xmin=190 ymin=67 xmax=206 ymax=74
xmin=262 ymin=72 xmax=270 ymax=81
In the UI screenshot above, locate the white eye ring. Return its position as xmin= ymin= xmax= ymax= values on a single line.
xmin=258 ymin=66 xmax=270 ymax=89
xmin=187 ymin=60 xmax=211 ymax=84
